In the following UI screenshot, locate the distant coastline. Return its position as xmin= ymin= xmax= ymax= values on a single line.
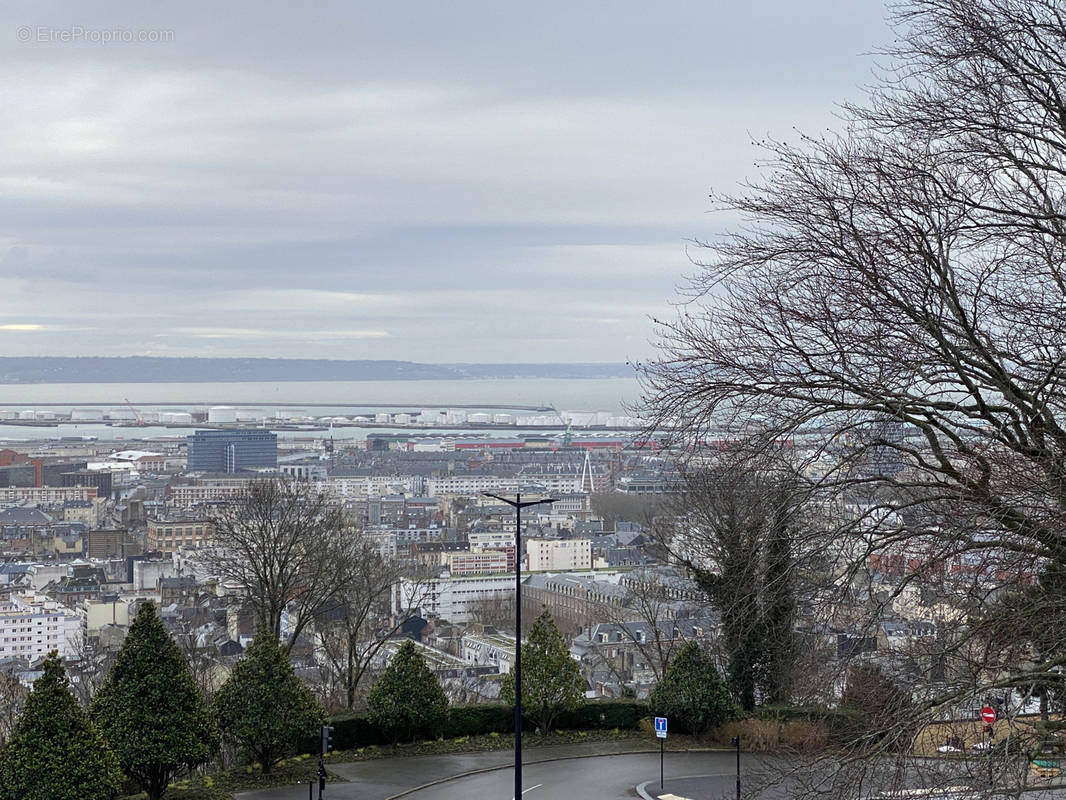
xmin=0 ymin=357 xmax=636 ymax=385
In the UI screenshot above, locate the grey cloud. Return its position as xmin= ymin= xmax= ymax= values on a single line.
xmin=0 ymin=0 xmax=892 ymax=361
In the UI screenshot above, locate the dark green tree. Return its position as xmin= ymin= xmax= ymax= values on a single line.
xmin=91 ymin=602 xmax=215 ymax=800
xmin=366 ymin=640 xmax=448 ymax=743
xmin=501 ymin=610 xmax=584 ymax=733
xmin=0 ymin=652 xmax=122 ymax=800
xmin=212 ymin=630 xmax=324 ymax=773
xmin=650 ymin=641 xmax=733 ymax=738
xmin=680 ymin=463 xmax=802 ymax=710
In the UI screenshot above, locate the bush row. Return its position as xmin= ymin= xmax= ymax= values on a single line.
xmin=754 ymin=705 xmax=866 ymax=744
xmin=312 ymin=700 xmax=649 ymax=749
xmin=306 ymin=701 xmax=858 ymax=752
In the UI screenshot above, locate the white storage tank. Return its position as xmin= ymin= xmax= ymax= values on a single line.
xmin=468 ymin=413 xmax=491 ymax=424
xmin=0 ymin=410 xmax=16 ymax=420
xmin=493 ymin=413 xmax=515 ymax=425
xmin=375 ymin=413 xmax=391 ymax=423
xmin=18 ymin=409 xmax=35 ymax=420
xmin=71 ymin=408 xmax=104 ymax=422
xmin=208 ymin=406 xmax=237 ymax=424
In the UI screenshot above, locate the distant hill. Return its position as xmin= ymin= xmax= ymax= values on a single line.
xmin=0 ymin=357 xmax=635 ymax=384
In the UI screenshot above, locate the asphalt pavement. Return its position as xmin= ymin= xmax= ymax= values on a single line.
xmin=235 ymin=744 xmax=1066 ymax=800
xmin=234 ymin=741 xmax=738 ymax=800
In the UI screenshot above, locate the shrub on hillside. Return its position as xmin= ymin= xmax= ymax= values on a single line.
xmin=367 ymin=641 xmax=448 ymax=744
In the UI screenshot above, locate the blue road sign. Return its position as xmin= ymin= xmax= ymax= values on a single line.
xmin=655 ymin=716 xmax=668 ymax=738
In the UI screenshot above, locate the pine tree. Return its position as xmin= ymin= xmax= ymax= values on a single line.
xmin=501 ymin=610 xmax=584 ymax=733
xmin=367 ymin=639 xmax=448 ymax=744
xmin=0 ymin=652 xmax=122 ymax=800
xmin=92 ymin=602 xmax=215 ymax=800
xmin=650 ymin=641 xmax=733 ymax=738
xmin=212 ymin=629 xmax=324 ymax=773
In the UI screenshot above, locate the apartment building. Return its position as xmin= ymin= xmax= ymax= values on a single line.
xmin=526 ymin=538 xmax=592 ymax=571
xmin=394 ymin=573 xmax=514 ymax=624
xmin=147 ymin=517 xmax=214 ymax=555
xmin=167 ymin=482 xmax=249 ymax=506
xmin=0 ymin=592 xmax=82 ymax=659
xmin=322 ymin=474 xmax=424 ymax=499
xmin=0 ymin=487 xmax=97 ymax=503
xmin=461 ymin=629 xmax=516 ymax=674
xmin=440 ymin=550 xmax=509 ymax=576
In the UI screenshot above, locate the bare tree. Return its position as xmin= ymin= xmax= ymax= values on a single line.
xmin=0 ymin=672 xmax=26 ymax=746
xmin=641 ymin=0 xmax=1066 ymax=792
xmin=168 ymin=617 xmax=225 ymax=703
xmin=65 ymin=639 xmax=118 ymax=709
xmin=314 ymin=543 xmax=419 ymax=711
xmin=466 ymin=592 xmax=516 ymax=630
xmin=206 ymin=479 xmax=360 ymax=652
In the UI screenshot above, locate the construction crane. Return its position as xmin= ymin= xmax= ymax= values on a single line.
xmin=124 ymin=398 xmax=145 ymax=427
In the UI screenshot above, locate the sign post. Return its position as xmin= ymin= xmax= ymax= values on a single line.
xmin=655 ymin=716 xmax=668 ymax=790
xmin=981 ymin=705 xmax=997 ymax=788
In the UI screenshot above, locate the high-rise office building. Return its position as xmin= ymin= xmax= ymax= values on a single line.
xmin=187 ymin=430 xmax=278 ymax=473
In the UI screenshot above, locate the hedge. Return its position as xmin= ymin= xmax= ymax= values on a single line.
xmin=554 ymin=700 xmax=647 ymax=731
xmin=443 ymin=704 xmax=513 ymax=738
xmin=312 ymin=700 xmax=650 ymax=750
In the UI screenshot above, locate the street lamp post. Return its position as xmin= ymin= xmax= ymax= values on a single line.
xmin=484 ymin=492 xmax=555 ymax=800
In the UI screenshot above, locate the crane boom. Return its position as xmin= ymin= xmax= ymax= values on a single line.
xmin=124 ymin=398 xmax=145 ymax=426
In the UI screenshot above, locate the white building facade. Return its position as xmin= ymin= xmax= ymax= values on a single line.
xmin=394 ymin=574 xmax=514 ymax=624
xmin=526 ymin=539 xmax=593 ymax=571
xmin=0 ymin=593 xmax=82 ymax=660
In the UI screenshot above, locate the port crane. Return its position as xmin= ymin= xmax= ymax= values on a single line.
xmin=124 ymin=398 xmax=146 ymax=426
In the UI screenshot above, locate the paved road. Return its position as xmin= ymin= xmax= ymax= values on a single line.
xmin=236 ymin=746 xmax=1066 ymax=800
xmin=236 ymin=747 xmax=774 ymax=800
xmin=400 ymin=751 xmax=771 ymax=800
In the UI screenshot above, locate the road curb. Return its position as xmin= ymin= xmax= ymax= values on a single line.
xmin=382 ymin=747 xmax=723 ymax=800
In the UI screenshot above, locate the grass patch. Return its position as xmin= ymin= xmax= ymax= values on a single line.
xmin=151 ymin=755 xmax=342 ymax=800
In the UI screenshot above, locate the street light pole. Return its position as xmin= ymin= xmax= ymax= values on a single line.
xmin=484 ymin=492 xmax=556 ymax=800
xmin=733 ymin=735 xmax=741 ymax=800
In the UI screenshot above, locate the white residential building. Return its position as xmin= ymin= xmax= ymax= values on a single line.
xmin=322 ymin=475 xmax=424 ymax=499
xmin=526 ymin=539 xmax=592 ymax=571
xmin=394 ymin=573 xmax=515 ymax=624
xmin=0 ymin=592 xmax=82 ymax=659
xmin=427 ymin=474 xmax=583 ymax=496
xmin=461 ymin=630 xmax=517 ymax=674
xmin=0 ymin=487 xmax=98 ymax=503
xmin=468 ymin=530 xmax=515 ymax=549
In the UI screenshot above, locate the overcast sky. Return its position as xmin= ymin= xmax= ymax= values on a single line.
xmin=1 ymin=1 xmax=891 ymax=363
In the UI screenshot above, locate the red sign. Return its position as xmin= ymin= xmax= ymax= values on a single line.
xmin=981 ymin=706 xmax=997 ymax=724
